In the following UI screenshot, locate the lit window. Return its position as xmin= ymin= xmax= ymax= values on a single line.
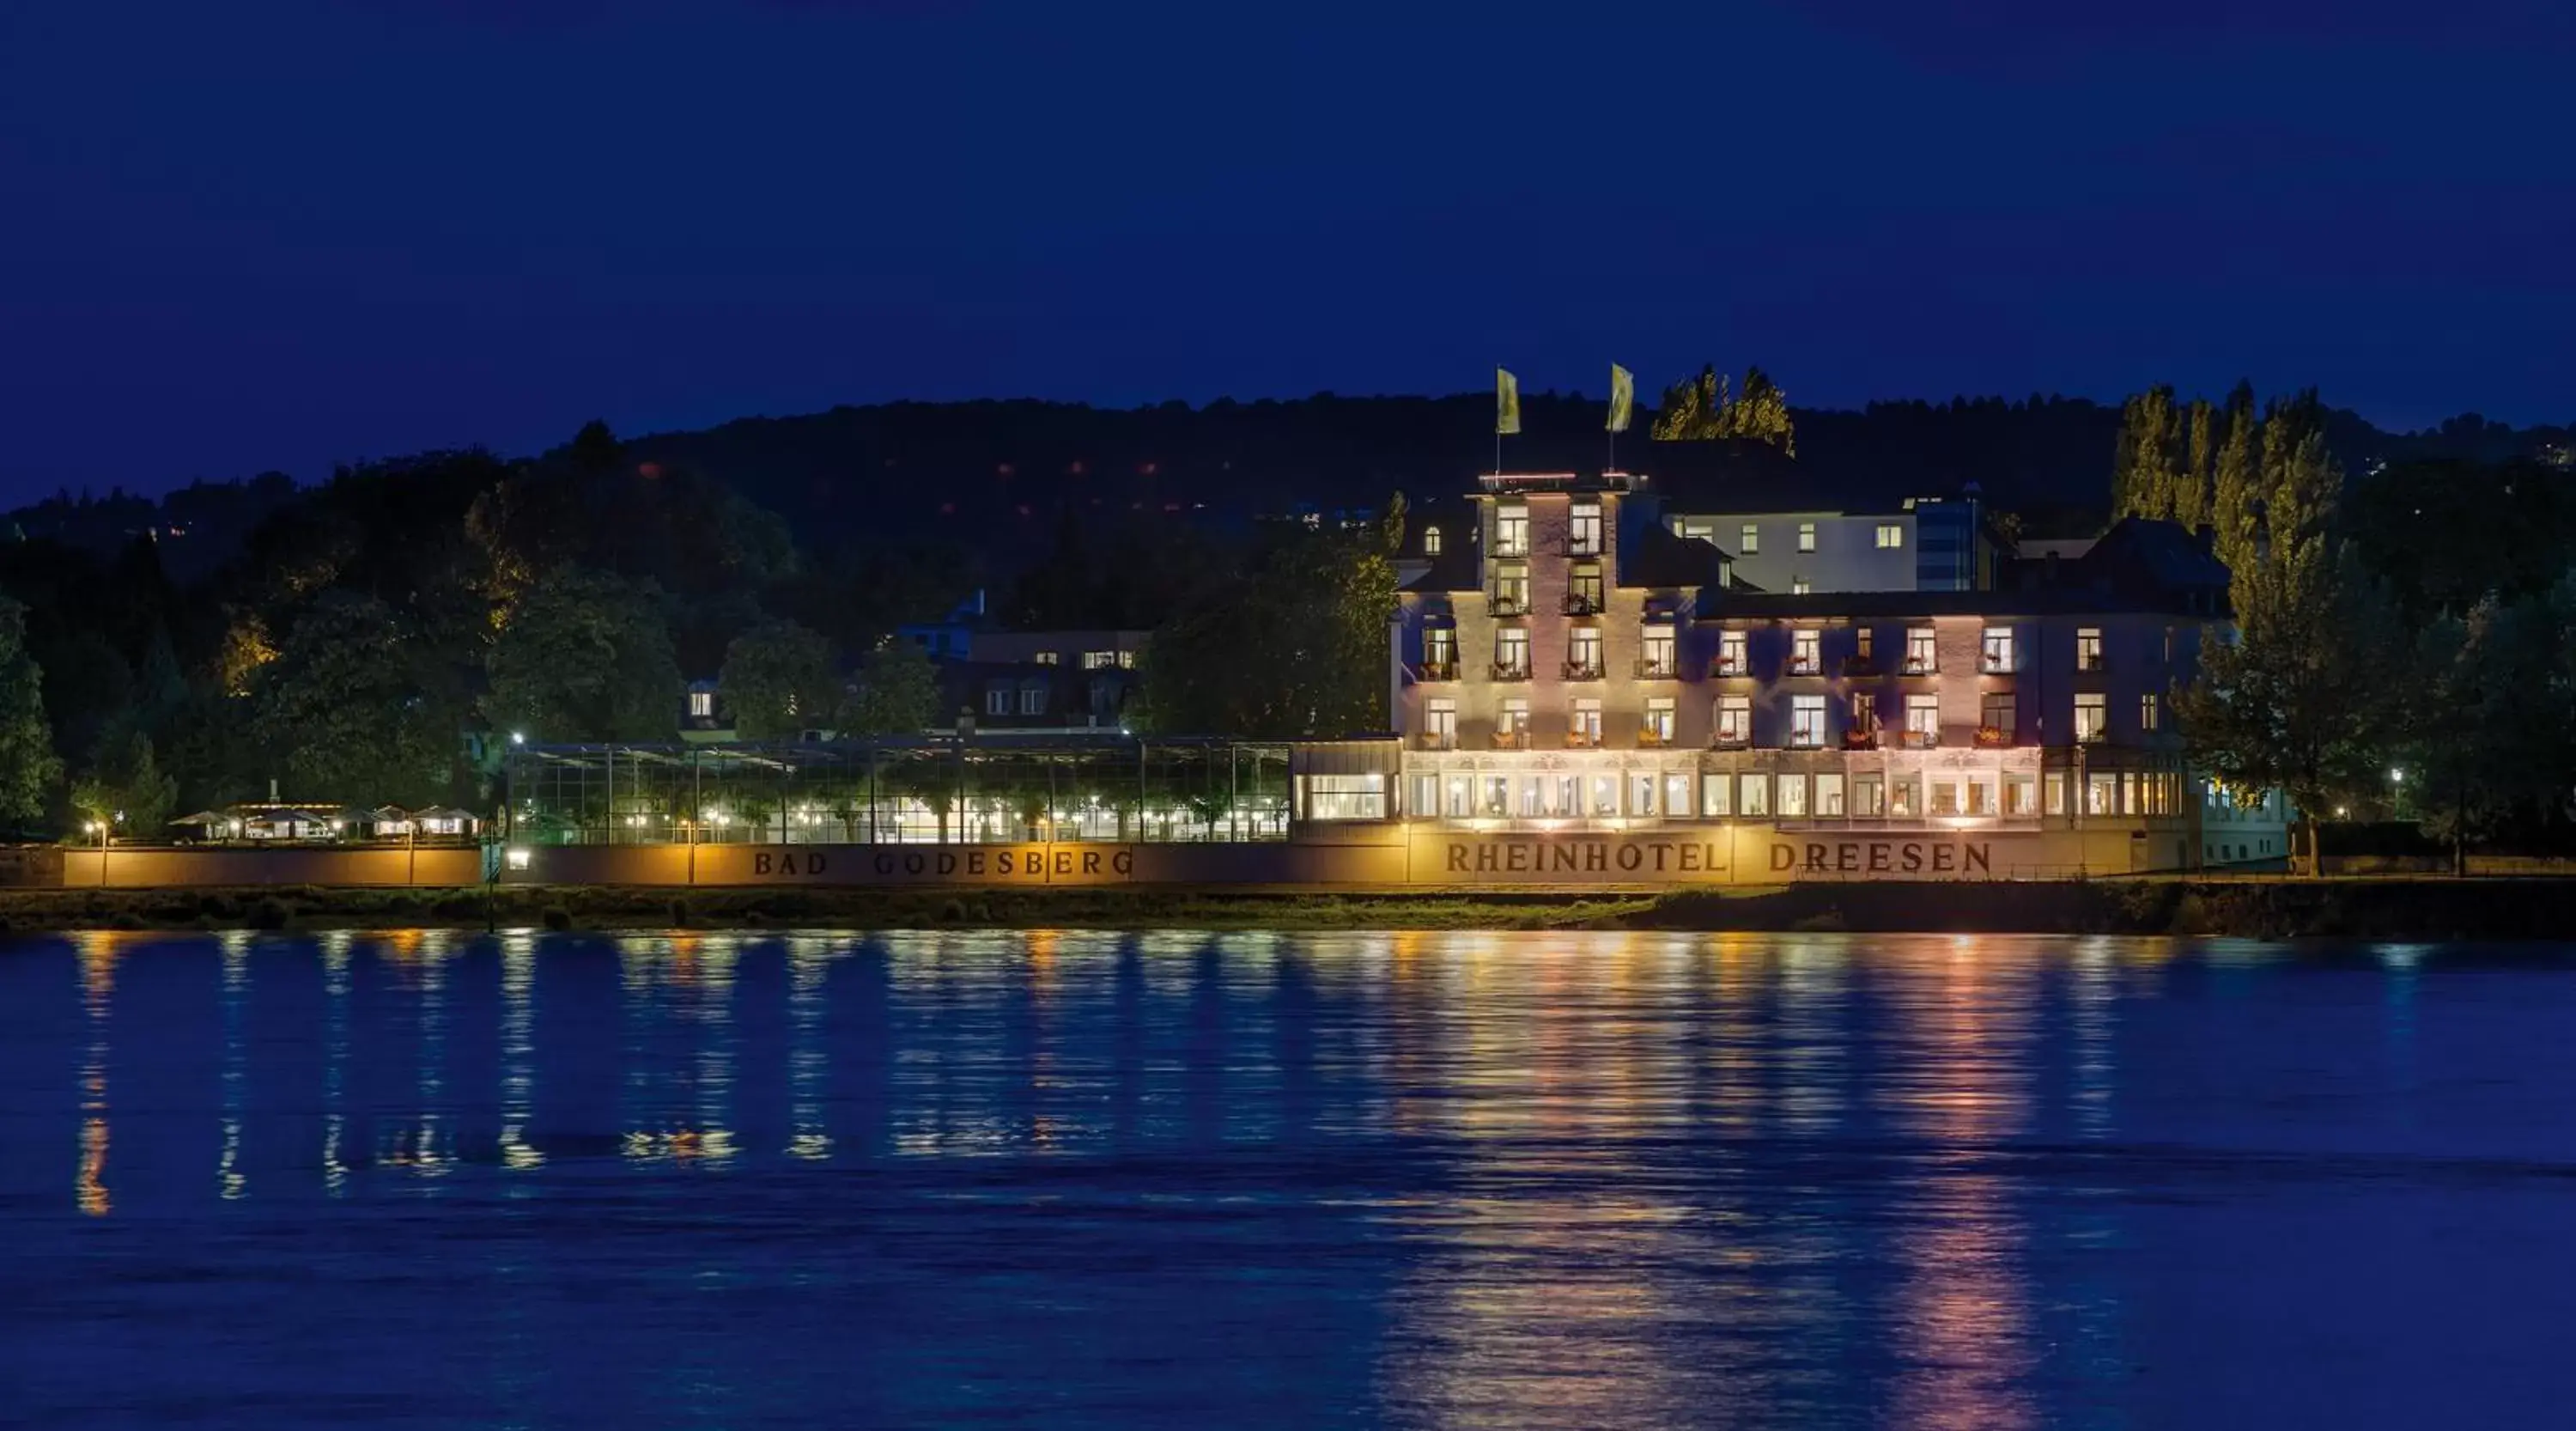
xmin=1498 ymin=697 xmax=1529 ymax=740
xmin=1571 ymin=698 xmax=1603 ymax=746
xmin=1494 ymin=505 xmax=1530 ymax=557
xmin=1815 ymin=772 xmax=1845 ymax=816
xmin=1852 ymin=775 xmax=1884 ymax=817
xmin=1423 ymin=526 xmax=1443 ymax=556
xmin=985 ymin=686 xmax=1010 ymax=716
xmin=1981 ymin=625 xmax=2015 ymax=673
xmin=1739 ymin=773 xmax=1771 ymax=816
xmin=1494 ymin=627 xmax=1530 ymax=678
xmin=1019 ymin=685 xmax=1047 ymax=716
xmin=1797 ymin=521 xmax=1817 ymax=553
xmin=1424 ymin=627 xmax=1457 ymax=675
xmin=2140 ymin=692 xmax=2160 ymax=732
xmin=1303 ymin=774 xmax=1384 ymax=821
xmin=1789 ymin=629 xmax=1820 ymax=675
xmin=1032 ymin=650 xmax=1060 ymax=666
xmin=1577 ymin=773 xmax=1618 ymax=819
xmin=1082 ymin=650 xmax=1117 ymax=669
xmin=1875 ymin=523 xmax=1905 ymax=549
xmin=1702 ymin=773 xmax=1733 ymax=818
xmin=1569 ymin=503 xmax=1602 ymax=555
xmin=2077 ymin=627 xmax=2105 ymax=673
xmin=1905 ymin=627 xmax=1937 ymax=674
xmin=1643 ymin=697 xmax=1676 ymax=745
xmin=1627 ymin=770 xmax=1657 ymax=816
xmin=1713 ymin=695 xmax=1751 ymax=745
xmin=1490 ymin=561 xmax=1530 ymax=614
xmin=2075 ymin=692 xmax=2107 ymax=742
xmin=1423 ymin=699 xmax=1457 ymax=749
xmin=1790 ymin=578 xmax=1812 ymax=595
xmin=1780 ymin=772 xmax=1808 ymax=816
xmin=1565 ymin=562 xmax=1604 ymax=613
xmin=1566 ymin=627 xmax=1601 ymax=677
xmin=1116 ymin=650 xmax=1136 ymax=669
xmin=1981 ymin=691 xmax=2015 ymax=741
xmin=1641 ymin=627 xmax=1676 ymax=678
xmin=688 ymin=690 xmax=714 ymax=718
xmin=1790 ymin=695 xmax=1826 ymax=747
xmin=1905 ymin=694 xmax=1940 ymax=742
xmin=1739 ymin=522 xmax=1760 ymax=554
xmin=1716 ymin=630 xmax=1747 ymax=676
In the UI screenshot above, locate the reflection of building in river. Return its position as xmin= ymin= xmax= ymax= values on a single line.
xmin=76 ymin=933 xmax=118 ymax=1217
xmin=1375 ymin=935 xmax=1857 ymax=1427
xmin=619 ymin=936 xmax=740 ymax=1166
xmin=1880 ymin=940 xmax=2039 ymax=1431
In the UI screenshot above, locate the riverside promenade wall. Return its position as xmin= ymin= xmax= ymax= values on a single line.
xmin=23 ymin=823 xmax=2191 ymax=891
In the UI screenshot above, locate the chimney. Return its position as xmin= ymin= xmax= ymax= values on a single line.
xmin=2193 ymin=522 xmax=2216 ymax=553
xmin=269 ymin=776 xmax=279 ymax=802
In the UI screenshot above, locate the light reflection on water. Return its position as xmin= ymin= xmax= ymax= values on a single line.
xmin=3 ymin=930 xmax=2576 ymax=1429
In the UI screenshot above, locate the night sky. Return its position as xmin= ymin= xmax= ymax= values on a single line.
xmin=5 ymin=0 xmax=2569 ymax=499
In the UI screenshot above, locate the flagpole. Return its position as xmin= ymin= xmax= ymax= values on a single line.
xmin=1494 ymin=363 xmax=1503 ymax=478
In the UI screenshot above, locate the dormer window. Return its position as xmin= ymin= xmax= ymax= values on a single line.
xmin=1423 ymin=526 xmax=1443 ymax=556
xmin=1494 ymin=504 xmax=1530 ymax=557
xmin=688 ymin=690 xmax=714 ymax=718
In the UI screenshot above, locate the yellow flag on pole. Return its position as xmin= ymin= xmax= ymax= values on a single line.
xmin=1495 ymin=368 xmax=1522 ymax=435
xmin=1607 ymin=364 xmax=1634 ymax=434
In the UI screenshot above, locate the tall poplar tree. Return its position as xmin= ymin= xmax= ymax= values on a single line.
xmin=0 ymin=598 xmax=64 ymax=829
xmin=2175 ymin=390 xmax=2377 ymax=874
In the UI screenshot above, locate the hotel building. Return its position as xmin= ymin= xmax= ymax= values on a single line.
xmin=1393 ymin=471 xmax=2289 ymax=875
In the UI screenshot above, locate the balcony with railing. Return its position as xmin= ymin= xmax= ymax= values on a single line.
xmin=1843 ymin=726 xmax=1880 ymax=750
xmin=1418 ymin=658 xmax=1459 ymax=681
xmin=1711 ymin=728 xmax=1751 ymax=750
xmin=1565 ymin=729 xmax=1601 ymax=749
xmin=1786 ymin=655 xmax=1823 ymax=677
xmin=1899 ymin=728 xmax=1940 ymax=750
xmin=1490 ymin=660 xmax=1533 ymax=682
xmin=1488 ymin=591 xmax=1528 ymax=617
xmin=2077 ymin=653 xmax=2107 ymax=674
xmin=1634 ymin=655 xmax=1680 ymax=679
xmin=1980 ymin=655 xmax=2017 ymax=676
xmin=1561 ymin=591 xmax=1604 ymax=616
xmin=1788 ymin=727 xmax=1827 ymax=750
xmin=1638 ymin=727 xmax=1673 ymax=748
xmin=1419 ymin=732 xmax=1456 ymax=751
xmin=1842 ymin=655 xmax=1881 ymax=678
xmin=1975 ymin=724 xmax=2014 ymax=747
xmin=1710 ymin=653 xmax=1750 ymax=679
xmin=1899 ymin=655 xmax=1935 ymax=676
xmin=1492 ymin=729 xmax=1528 ymax=751
xmin=1561 ymin=658 xmax=1605 ymax=681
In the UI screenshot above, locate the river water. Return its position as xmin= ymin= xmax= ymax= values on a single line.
xmin=3 ymin=930 xmax=2571 ymax=1429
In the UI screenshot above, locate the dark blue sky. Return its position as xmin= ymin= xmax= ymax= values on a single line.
xmin=4 ymin=0 xmax=2570 ymax=498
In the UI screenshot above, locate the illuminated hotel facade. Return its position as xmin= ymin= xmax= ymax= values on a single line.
xmin=1392 ymin=471 xmax=2290 ymax=874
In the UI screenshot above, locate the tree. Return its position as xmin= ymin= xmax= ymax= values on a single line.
xmin=1650 ymin=364 xmax=1795 ymax=453
xmin=2111 ymin=384 xmax=2179 ymax=521
xmin=2174 ymin=393 xmax=2376 ymax=874
xmin=0 ymin=598 xmax=64 ymax=829
xmin=483 ymin=568 xmax=683 ymax=741
xmin=718 ymin=619 xmax=840 ymax=739
xmin=71 ymin=728 xmax=176 ymax=838
xmin=841 ymin=638 xmax=941 ymax=735
xmin=1134 ymin=496 xmax=1403 ymax=736
xmin=248 ymin=592 xmax=463 ymax=805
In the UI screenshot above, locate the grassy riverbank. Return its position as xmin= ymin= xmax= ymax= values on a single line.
xmin=2 ymin=878 xmax=2572 ymax=940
